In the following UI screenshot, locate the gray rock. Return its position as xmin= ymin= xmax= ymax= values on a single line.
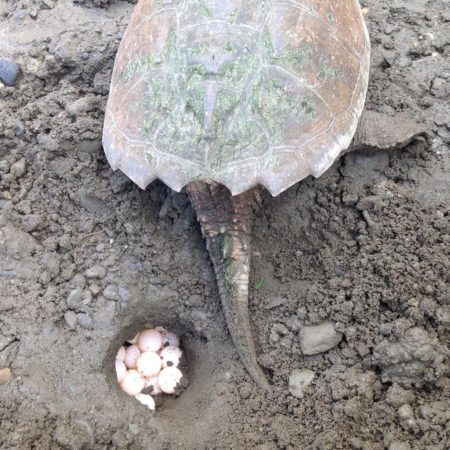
xmin=118 ymin=285 xmax=129 ymax=302
xmin=66 ymin=289 xmax=84 ymax=310
xmin=103 ymin=284 xmax=119 ymax=301
xmin=386 ymin=384 xmax=415 ymax=408
xmin=72 ymin=274 xmax=86 ymax=289
xmin=373 ymin=327 xmax=450 ymax=386
xmin=0 ymin=367 xmax=12 ymax=385
xmin=0 ymin=224 xmax=39 ymax=257
xmin=39 ymin=0 xmax=55 ymax=10
xmin=66 ymin=95 xmax=98 ymax=116
xmin=265 ymin=296 xmax=288 ymax=309
xmin=64 ymin=310 xmax=77 ymax=330
xmin=398 ymin=404 xmax=414 ymax=420
xmin=0 ymin=160 xmax=10 ymax=173
xmin=37 ymin=134 xmax=59 ymax=152
xmin=0 ymin=57 xmax=20 ymax=86
xmin=76 ymin=313 xmax=93 ymax=329
xmin=77 ymin=139 xmax=102 ymax=154
xmin=10 ymin=158 xmax=26 ymax=178
xmin=21 ymin=214 xmax=43 ymax=232
xmin=269 ymin=323 xmax=292 ymax=348
xmin=431 ymin=77 xmax=448 ymax=99
xmin=298 ymin=321 xmax=343 ymax=355
xmin=28 ymin=7 xmax=39 ymax=19
xmin=78 ymin=193 xmax=107 ymax=214
xmin=86 ymin=265 xmax=106 ymax=279
xmin=288 ymin=369 xmax=315 ymax=398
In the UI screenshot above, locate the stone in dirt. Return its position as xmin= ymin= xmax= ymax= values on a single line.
xmin=0 ymin=367 xmax=12 ymax=385
xmin=373 ymin=327 xmax=449 ymax=387
xmin=288 ymin=369 xmax=315 ymax=398
xmin=9 ymin=158 xmax=26 ymax=178
xmin=298 ymin=322 xmax=343 ymax=355
xmin=86 ymin=265 xmax=106 ymax=279
xmin=0 ymin=57 xmax=19 ymax=86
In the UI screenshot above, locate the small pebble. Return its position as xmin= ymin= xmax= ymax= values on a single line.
xmin=86 ymin=265 xmax=106 ymax=279
xmin=103 ymin=285 xmax=119 ymax=301
xmin=0 ymin=367 xmax=12 ymax=385
xmin=21 ymin=214 xmax=43 ymax=232
xmin=288 ymin=369 xmax=315 ymax=398
xmin=66 ymin=289 xmax=84 ymax=310
xmin=28 ymin=7 xmax=39 ymax=19
xmin=64 ymin=310 xmax=77 ymax=330
xmin=398 ymin=404 xmax=414 ymax=420
xmin=10 ymin=159 xmax=26 ymax=178
xmin=40 ymin=0 xmax=55 ymax=9
xmin=76 ymin=313 xmax=93 ymax=329
xmin=298 ymin=322 xmax=343 ymax=355
xmin=0 ymin=57 xmax=20 ymax=86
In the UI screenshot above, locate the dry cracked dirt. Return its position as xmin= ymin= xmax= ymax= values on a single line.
xmin=0 ymin=0 xmax=449 ymax=449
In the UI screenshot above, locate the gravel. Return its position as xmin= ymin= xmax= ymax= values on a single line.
xmin=0 ymin=57 xmax=19 ymax=86
xmin=288 ymin=369 xmax=315 ymax=399
xmin=298 ymin=322 xmax=343 ymax=355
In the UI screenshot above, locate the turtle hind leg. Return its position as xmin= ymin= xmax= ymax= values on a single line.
xmin=186 ymin=181 xmax=270 ymax=391
xmin=350 ymin=110 xmax=431 ymax=152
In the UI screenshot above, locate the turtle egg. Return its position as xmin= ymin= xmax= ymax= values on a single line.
xmin=121 ymin=370 xmax=145 ymax=396
xmin=115 ymin=360 xmax=127 ymax=383
xmin=144 ymin=376 xmax=162 ymax=395
xmin=158 ymin=367 xmax=183 ymax=394
xmin=160 ymin=346 xmax=183 ymax=368
xmin=124 ymin=344 xmax=141 ymax=369
xmin=138 ymin=329 xmax=163 ymax=353
xmin=136 ymin=351 xmax=161 ymax=377
xmin=135 ymin=393 xmax=156 ymax=411
xmin=156 ymin=326 xmax=180 ymax=348
xmin=116 ymin=346 xmax=126 ymax=362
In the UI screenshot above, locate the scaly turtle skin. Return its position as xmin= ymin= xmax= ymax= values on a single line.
xmin=103 ymin=0 xmax=428 ymax=390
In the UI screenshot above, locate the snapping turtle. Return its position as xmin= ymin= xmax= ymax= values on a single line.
xmin=103 ymin=0 xmax=427 ymax=390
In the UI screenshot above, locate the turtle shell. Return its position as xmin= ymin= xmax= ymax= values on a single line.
xmin=103 ymin=0 xmax=370 ymax=196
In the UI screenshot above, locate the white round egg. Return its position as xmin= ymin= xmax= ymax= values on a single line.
xmin=158 ymin=367 xmax=183 ymax=394
xmin=138 ymin=329 xmax=163 ymax=353
xmin=157 ymin=326 xmax=180 ymax=348
xmin=115 ymin=360 xmax=127 ymax=383
xmin=136 ymin=351 xmax=161 ymax=378
xmin=121 ymin=370 xmax=145 ymax=396
xmin=135 ymin=393 xmax=156 ymax=411
xmin=116 ymin=346 xmax=126 ymax=362
xmin=144 ymin=376 xmax=162 ymax=395
xmin=160 ymin=346 xmax=183 ymax=368
xmin=124 ymin=344 xmax=141 ymax=369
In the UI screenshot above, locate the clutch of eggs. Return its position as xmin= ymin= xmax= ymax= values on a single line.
xmin=116 ymin=326 xmax=184 ymax=410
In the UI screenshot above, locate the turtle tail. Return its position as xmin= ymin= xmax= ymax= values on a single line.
xmin=186 ymin=181 xmax=270 ymax=391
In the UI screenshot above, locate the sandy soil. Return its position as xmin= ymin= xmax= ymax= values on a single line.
xmin=0 ymin=0 xmax=449 ymax=449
